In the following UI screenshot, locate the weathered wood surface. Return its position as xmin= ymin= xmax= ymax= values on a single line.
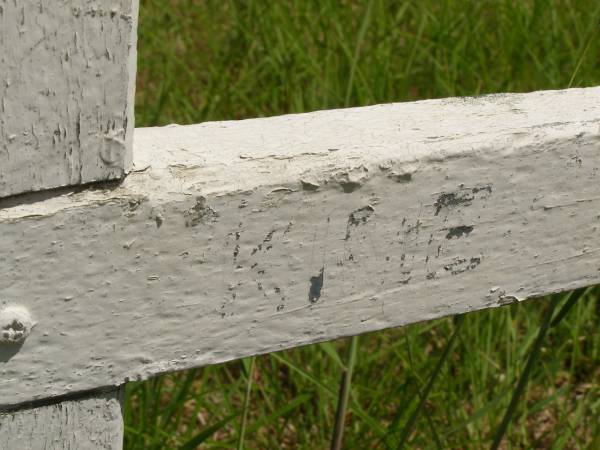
xmin=0 ymin=389 xmax=123 ymax=449
xmin=0 ymin=0 xmax=138 ymax=198
xmin=1 ymin=87 xmax=599 ymax=408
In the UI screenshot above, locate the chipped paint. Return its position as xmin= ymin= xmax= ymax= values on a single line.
xmin=184 ymin=197 xmax=218 ymax=227
xmin=345 ymin=205 xmax=375 ymax=240
xmin=444 ymin=256 xmax=482 ymax=275
xmin=434 ymin=184 xmax=493 ymax=216
xmin=308 ymin=268 xmax=325 ymax=303
xmin=445 ymin=225 xmax=474 ymax=239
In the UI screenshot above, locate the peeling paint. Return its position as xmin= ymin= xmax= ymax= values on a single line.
xmin=184 ymin=197 xmax=218 ymax=227
xmin=434 ymin=184 xmax=492 ymax=215
xmin=444 ymin=256 xmax=482 ymax=275
xmin=334 ymin=168 xmax=369 ymax=193
xmin=345 ymin=205 xmax=375 ymax=240
xmin=301 ymin=180 xmax=320 ymax=191
xmin=308 ymin=268 xmax=325 ymax=303
xmin=497 ymin=295 xmax=519 ymax=306
xmin=434 ymin=191 xmax=474 ymax=215
xmin=445 ymin=225 xmax=474 ymax=239
xmin=387 ymin=171 xmax=413 ymax=183
xmin=339 ymin=181 xmax=362 ymax=193
xmin=348 ymin=205 xmax=375 ymax=226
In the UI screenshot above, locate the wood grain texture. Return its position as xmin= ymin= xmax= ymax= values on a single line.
xmin=0 ymin=389 xmax=123 ymax=449
xmin=1 ymin=87 xmax=599 ymax=408
xmin=0 ymin=0 xmax=138 ymax=198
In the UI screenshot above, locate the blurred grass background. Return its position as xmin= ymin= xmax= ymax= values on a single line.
xmin=126 ymin=0 xmax=600 ymax=448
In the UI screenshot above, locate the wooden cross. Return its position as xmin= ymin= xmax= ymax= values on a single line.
xmin=1 ymin=2 xmax=599 ymax=447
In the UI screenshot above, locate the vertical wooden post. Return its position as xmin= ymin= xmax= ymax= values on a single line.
xmin=0 ymin=0 xmax=139 ymax=198
xmin=0 ymin=389 xmax=124 ymax=449
xmin=0 ymin=1 xmax=138 ymax=447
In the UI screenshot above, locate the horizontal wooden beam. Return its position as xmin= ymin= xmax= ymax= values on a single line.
xmin=1 ymin=87 xmax=599 ymax=408
xmin=0 ymin=1 xmax=138 ymax=198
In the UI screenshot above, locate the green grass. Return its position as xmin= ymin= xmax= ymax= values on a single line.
xmin=126 ymin=1 xmax=600 ymax=448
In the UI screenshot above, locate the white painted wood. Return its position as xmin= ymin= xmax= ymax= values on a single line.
xmin=0 ymin=389 xmax=124 ymax=449
xmin=0 ymin=0 xmax=139 ymax=198
xmin=1 ymin=87 xmax=599 ymax=408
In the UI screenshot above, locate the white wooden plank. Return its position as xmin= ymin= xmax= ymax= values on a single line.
xmin=0 ymin=389 xmax=123 ymax=449
xmin=0 ymin=0 xmax=138 ymax=198
xmin=1 ymin=87 xmax=599 ymax=408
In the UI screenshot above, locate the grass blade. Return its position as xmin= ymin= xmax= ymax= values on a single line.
xmin=237 ymin=356 xmax=256 ymax=450
xmin=551 ymin=287 xmax=590 ymax=327
xmin=223 ymin=393 xmax=313 ymax=446
xmin=160 ymin=369 xmax=197 ymax=430
xmin=404 ymin=332 xmax=444 ymax=450
xmin=395 ymin=314 xmax=465 ymax=449
xmin=330 ymin=335 xmax=359 ymax=450
xmin=270 ymin=352 xmax=387 ymax=437
xmin=179 ymin=413 xmax=237 ymax=450
xmin=344 ymin=0 xmax=374 ymax=106
xmin=319 ymin=341 xmax=345 ymax=369
xmin=567 ymin=1 xmax=600 ymax=88
xmin=489 ymin=300 xmax=558 ymax=450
